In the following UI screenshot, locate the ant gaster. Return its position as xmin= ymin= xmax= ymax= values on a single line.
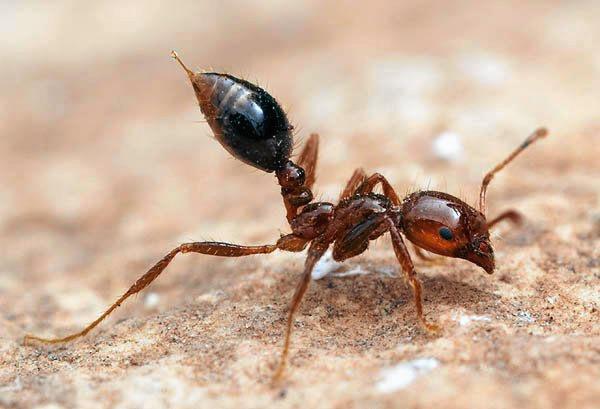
xmin=24 ymin=51 xmax=549 ymax=382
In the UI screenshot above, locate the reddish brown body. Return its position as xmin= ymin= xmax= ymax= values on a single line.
xmin=24 ymin=51 xmax=549 ymax=383
xmin=401 ymin=191 xmax=494 ymax=273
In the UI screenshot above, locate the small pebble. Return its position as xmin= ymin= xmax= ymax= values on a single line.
xmin=432 ymin=131 xmax=464 ymax=162
xmin=144 ymin=292 xmax=160 ymax=308
xmin=517 ymin=311 xmax=535 ymax=323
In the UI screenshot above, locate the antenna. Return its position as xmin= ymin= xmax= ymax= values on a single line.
xmin=479 ymin=128 xmax=548 ymax=215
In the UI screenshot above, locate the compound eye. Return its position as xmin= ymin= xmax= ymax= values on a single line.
xmin=438 ymin=226 xmax=454 ymax=241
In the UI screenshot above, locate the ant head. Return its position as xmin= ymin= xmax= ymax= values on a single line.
xmin=401 ymin=192 xmax=495 ymax=273
xmin=400 ymin=127 xmax=549 ymax=274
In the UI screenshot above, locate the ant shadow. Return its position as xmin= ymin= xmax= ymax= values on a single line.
xmin=306 ymin=267 xmax=498 ymax=309
xmin=289 ymin=265 xmax=500 ymax=340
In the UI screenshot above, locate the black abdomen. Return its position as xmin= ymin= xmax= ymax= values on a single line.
xmin=195 ymin=73 xmax=293 ymax=172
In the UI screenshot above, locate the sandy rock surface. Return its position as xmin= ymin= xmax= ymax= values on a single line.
xmin=1 ymin=1 xmax=598 ymax=408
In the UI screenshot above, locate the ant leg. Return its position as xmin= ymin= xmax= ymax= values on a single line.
xmin=412 ymin=245 xmax=446 ymax=267
xmin=298 ymin=133 xmax=319 ymax=190
xmin=412 ymin=244 xmax=436 ymax=262
xmin=487 ymin=209 xmax=523 ymax=229
xmin=387 ymin=219 xmax=439 ymax=332
xmin=355 ymin=173 xmax=401 ymax=205
xmin=272 ymin=240 xmax=328 ymax=383
xmin=339 ymin=168 xmax=367 ymax=201
xmin=24 ymin=234 xmax=308 ymax=345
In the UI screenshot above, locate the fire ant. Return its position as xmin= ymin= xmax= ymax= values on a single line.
xmin=24 ymin=51 xmax=549 ymax=382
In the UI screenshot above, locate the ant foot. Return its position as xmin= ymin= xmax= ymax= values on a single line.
xmin=270 ymin=362 xmax=286 ymax=387
xmin=23 ymin=333 xmax=72 ymax=345
xmin=23 ymin=334 xmax=46 ymax=346
xmin=420 ymin=319 xmax=441 ymax=334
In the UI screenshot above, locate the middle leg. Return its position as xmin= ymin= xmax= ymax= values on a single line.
xmin=355 ymin=173 xmax=401 ymax=205
xmin=386 ymin=218 xmax=439 ymax=332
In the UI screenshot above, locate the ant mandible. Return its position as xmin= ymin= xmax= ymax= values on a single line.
xmin=24 ymin=51 xmax=549 ymax=382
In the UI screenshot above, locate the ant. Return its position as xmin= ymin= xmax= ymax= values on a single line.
xmin=24 ymin=51 xmax=549 ymax=382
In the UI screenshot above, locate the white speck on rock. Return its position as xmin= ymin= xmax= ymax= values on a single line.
xmin=312 ymin=250 xmax=395 ymax=279
xmin=432 ymin=131 xmax=464 ymax=162
xmin=331 ymin=266 xmax=369 ymax=277
xmin=376 ymin=358 xmax=439 ymax=393
xmin=144 ymin=292 xmax=160 ymax=308
xmin=312 ymin=250 xmax=343 ymax=279
xmin=455 ymin=314 xmax=492 ymax=326
xmin=196 ymin=290 xmax=225 ymax=304
xmin=312 ymin=257 xmax=369 ymax=279
xmin=517 ymin=311 xmax=535 ymax=323
xmin=375 ymin=265 xmax=397 ymax=277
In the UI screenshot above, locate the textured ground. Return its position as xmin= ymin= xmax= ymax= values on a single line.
xmin=0 ymin=1 xmax=599 ymax=408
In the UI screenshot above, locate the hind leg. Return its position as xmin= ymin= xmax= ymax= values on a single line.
xmin=272 ymin=239 xmax=329 ymax=383
xmin=24 ymin=234 xmax=308 ymax=345
xmin=355 ymin=173 xmax=401 ymax=205
xmin=298 ymin=133 xmax=320 ymax=190
xmin=339 ymin=168 xmax=367 ymax=201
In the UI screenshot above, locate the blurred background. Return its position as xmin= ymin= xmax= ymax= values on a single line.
xmin=1 ymin=0 xmax=597 ymax=267
xmin=1 ymin=1 xmax=599 ymax=408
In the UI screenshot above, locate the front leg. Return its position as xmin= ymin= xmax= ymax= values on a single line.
xmin=487 ymin=209 xmax=523 ymax=229
xmin=387 ymin=218 xmax=439 ymax=332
